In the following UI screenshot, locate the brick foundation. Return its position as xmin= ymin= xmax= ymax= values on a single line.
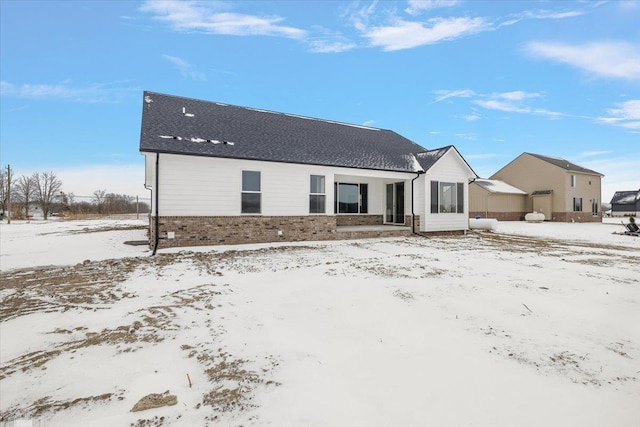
xmin=149 ymin=215 xmax=420 ymax=248
xmin=336 ymin=215 xmax=383 ymax=226
xmin=550 ymin=212 xmax=602 ymax=223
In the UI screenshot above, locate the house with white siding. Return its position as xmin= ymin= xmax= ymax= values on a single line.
xmin=140 ymin=92 xmax=477 ymax=249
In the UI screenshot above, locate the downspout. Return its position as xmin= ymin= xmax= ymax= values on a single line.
xmin=151 ymin=153 xmax=160 ymax=256
xmin=411 ymin=171 xmax=424 ymax=236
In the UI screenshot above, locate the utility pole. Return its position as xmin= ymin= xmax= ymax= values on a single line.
xmin=136 ymin=195 xmax=139 ymax=219
xmin=6 ymin=165 xmax=12 ymax=224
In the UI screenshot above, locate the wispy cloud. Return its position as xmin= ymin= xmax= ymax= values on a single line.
xmin=360 ymin=16 xmax=487 ymax=51
xmin=308 ymin=40 xmax=356 ymax=53
xmin=522 ymin=9 xmax=586 ymax=20
xmin=433 ymin=89 xmax=564 ymax=118
xmin=597 ymin=100 xmax=640 ymax=129
xmin=405 ymin=0 xmax=460 ymax=15
xmin=455 ymin=133 xmax=476 ymax=140
xmin=433 ymin=89 xmax=476 ymax=103
xmin=306 ymin=28 xmax=357 ymax=53
xmin=162 ymin=54 xmax=206 ymax=81
xmin=0 ymin=80 xmax=137 ymax=103
xmin=351 ymin=1 xmax=586 ymax=52
xmin=140 ymin=0 xmax=306 ymax=39
xmin=473 ymin=91 xmax=564 ymax=117
xmin=580 ymin=150 xmax=612 ymax=157
xmin=461 ymin=113 xmax=480 ymax=121
xmin=526 ymin=41 xmax=640 ymax=80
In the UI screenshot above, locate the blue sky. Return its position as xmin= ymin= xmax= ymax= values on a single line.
xmin=1 ymin=0 xmax=639 ymax=202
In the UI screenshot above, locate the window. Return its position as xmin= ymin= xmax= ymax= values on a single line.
xmin=241 ymin=170 xmax=261 ymax=214
xmin=591 ymin=199 xmax=598 ymax=216
xmin=571 ymin=175 xmax=576 ymax=187
xmin=334 ymin=182 xmax=368 ymax=214
xmin=431 ymin=181 xmax=464 ymax=214
xmin=309 ymin=175 xmax=325 ymax=214
xmin=573 ymin=197 xmax=582 ymax=212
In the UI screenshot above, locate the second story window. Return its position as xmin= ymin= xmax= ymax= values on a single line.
xmin=571 ymin=174 xmax=576 ymax=187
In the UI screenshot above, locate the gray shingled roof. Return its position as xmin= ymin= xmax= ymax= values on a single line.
xmin=526 ymin=153 xmax=603 ymax=175
xmin=140 ymin=91 xmax=440 ymax=173
xmin=610 ymin=190 xmax=640 ymax=205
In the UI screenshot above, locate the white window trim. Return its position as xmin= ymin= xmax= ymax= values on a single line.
xmin=309 ymin=175 xmax=326 ymax=215
xmin=241 ymin=170 xmax=262 ymax=214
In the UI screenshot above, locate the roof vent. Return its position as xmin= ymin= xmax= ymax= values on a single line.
xmin=144 ymin=95 xmax=153 ymax=103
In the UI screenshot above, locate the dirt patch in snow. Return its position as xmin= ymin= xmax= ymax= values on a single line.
xmin=0 ymin=392 xmax=119 ymax=422
xmin=131 ymin=391 xmax=177 ymax=412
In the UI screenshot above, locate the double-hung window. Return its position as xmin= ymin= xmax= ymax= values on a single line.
xmin=309 ymin=175 xmax=326 ymax=214
xmin=430 ymin=181 xmax=464 ymax=214
xmin=573 ymin=197 xmax=582 ymax=212
xmin=241 ymin=170 xmax=261 ymax=214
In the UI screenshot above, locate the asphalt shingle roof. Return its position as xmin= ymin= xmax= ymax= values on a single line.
xmin=610 ymin=190 xmax=640 ymax=205
xmin=140 ymin=91 xmax=440 ymax=173
xmin=526 ymin=153 xmax=603 ymax=175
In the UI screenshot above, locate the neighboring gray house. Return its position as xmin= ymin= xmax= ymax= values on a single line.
xmin=610 ymin=190 xmax=640 ymax=217
xmin=139 ymin=92 xmax=477 ymax=249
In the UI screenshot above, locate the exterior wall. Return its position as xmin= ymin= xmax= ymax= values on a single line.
xmin=491 ymin=154 xmax=566 ymax=213
xmin=468 ymin=211 xmax=524 ymax=221
xmin=151 ymin=215 xmax=415 ymax=248
xmin=421 ymin=149 xmax=476 ymax=232
xmin=148 ymin=153 xmax=415 ymax=217
xmin=491 ymin=153 xmax=602 ymax=222
xmin=611 ymin=203 xmax=639 ymax=215
xmin=143 ymin=152 xmax=428 ymax=248
xmin=564 ymin=172 xmax=602 ymax=221
xmin=469 ymin=185 xmax=526 ymax=219
xmin=551 ymin=212 xmax=602 ymax=223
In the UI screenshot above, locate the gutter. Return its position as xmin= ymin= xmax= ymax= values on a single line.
xmin=411 ymin=171 xmax=425 ymax=236
xmin=151 ymin=153 xmax=160 ymax=256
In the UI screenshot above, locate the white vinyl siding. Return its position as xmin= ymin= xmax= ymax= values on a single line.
xmin=421 ymin=149 xmax=475 ymax=232
xmin=149 ymin=153 xmax=414 ymax=217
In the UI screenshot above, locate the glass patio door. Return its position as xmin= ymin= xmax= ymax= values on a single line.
xmin=385 ymin=182 xmax=405 ymax=224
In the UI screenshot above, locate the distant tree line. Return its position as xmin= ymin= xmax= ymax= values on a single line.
xmin=1 ymin=165 xmax=149 ymax=220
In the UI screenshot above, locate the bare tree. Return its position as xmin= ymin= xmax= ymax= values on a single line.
xmin=15 ymin=175 xmax=35 ymax=219
xmin=93 ymin=189 xmax=107 ymax=214
xmin=0 ymin=166 xmax=17 ymax=219
xmin=0 ymin=168 xmax=7 ymax=214
xmin=33 ymin=171 xmax=63 ymax=220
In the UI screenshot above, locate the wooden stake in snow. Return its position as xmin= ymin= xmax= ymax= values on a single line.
xmin=523 ymin=303 xmax=533 ymax=313
xmin=187 ymin=373 xmax=192 ymax=388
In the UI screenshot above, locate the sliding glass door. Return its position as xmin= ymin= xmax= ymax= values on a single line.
xmin=385 ymin=182 xmax=405 ymax=224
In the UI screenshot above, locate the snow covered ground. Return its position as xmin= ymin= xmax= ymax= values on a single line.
xmin=0 ymin=218 xmax=639 ymax=426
